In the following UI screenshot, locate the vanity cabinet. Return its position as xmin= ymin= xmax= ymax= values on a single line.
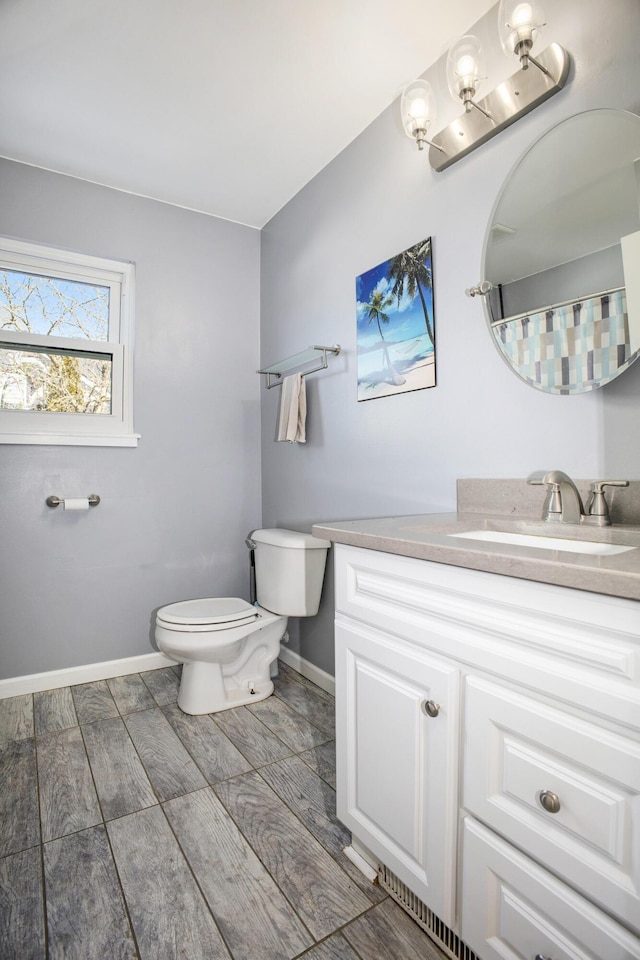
xmin=333 ymin=544 xmax=640 ymax=959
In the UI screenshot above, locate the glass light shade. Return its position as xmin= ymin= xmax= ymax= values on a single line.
xmin=498 ymin=0 xmax=546 ymax=59
xmin=400 ymin=79 xmax=437 ymax=141
xmin=446 ymin=35 xmax=484 ymax=103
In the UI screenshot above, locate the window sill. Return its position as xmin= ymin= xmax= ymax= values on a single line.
xmin=0 ymin=432 xmax=140 ymax=447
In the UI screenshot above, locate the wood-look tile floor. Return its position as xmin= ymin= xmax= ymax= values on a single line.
xmin=0 ymin=660 xmax=447 ymax=960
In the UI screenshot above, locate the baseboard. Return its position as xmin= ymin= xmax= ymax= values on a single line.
xmin=0 ymin=651 xmax=175 ymax=700
xmin=1 ymin=645 xmax=334 ymax=701
xmin=278 ymin=645 xmax=335 ymax=696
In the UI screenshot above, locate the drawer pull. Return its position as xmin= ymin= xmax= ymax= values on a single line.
xmin=422 ymin=699 xmax=440 ymax=718
xmin=535 ymin=955 xmax=554 ymax=960
xmin=538 ymin=790 xmax=561 ymax=814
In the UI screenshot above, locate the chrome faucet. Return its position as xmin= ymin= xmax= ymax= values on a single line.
xmin=530 ymin=471 xmax=629 ymax=526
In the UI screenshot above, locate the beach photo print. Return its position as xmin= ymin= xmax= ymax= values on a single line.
xmin=356 ymin=237 xmax=436 ymax=401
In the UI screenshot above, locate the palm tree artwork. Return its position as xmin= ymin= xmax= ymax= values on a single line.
xmin=364 ymin=289 xmax=406 ymax=388
xmin=389 ymin=239 xmax=434 ymax=347
xmin=356 ymin=237 xmax=436 ymax=401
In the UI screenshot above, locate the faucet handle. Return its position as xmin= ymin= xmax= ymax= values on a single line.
xmin=528 ymin=474 xmax=562 ymax=521
xmin=586 ymin=480 xmax=629 ymax=524
xmin=590 ymin=480 xmax=629 ymax=491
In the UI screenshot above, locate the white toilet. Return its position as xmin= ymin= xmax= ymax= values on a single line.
xmin=155 ymin=528 xmax=331 ymax=715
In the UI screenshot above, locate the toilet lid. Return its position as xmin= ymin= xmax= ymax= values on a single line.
xmin=157 ymin=597 xmax=258 ymax=626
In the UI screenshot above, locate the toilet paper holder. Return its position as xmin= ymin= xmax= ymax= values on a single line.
xmin=46 ymin=494 xmax=101 ymax=508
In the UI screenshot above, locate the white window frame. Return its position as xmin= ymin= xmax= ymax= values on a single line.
xmin=0 ymin=237 xmax=138 ymax=446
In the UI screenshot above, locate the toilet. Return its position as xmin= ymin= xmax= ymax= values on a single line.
xmin=155 ymin=528 xmax=331 ymax=715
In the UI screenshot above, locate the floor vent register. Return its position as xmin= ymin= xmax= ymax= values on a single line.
xmin=378 ymin=864 xmax=479 ymax=960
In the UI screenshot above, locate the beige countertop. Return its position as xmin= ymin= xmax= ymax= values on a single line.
xmin=312 ymin=512 xmax=640 ymax=602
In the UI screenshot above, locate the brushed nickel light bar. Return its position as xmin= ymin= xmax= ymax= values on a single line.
xmin=400 ymin=1 xmax=569 ymax=172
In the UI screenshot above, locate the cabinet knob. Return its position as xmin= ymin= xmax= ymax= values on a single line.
xmin=422 ymin=699 xmax=440 ymax=718
xmin=535 ymin=955 xmax=554 ymax=960
xmin=538 ymin=790 xmax=561 ymax=814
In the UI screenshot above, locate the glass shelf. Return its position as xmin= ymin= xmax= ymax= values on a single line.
xmin=257 ymin=344 xmax=341 ymax=388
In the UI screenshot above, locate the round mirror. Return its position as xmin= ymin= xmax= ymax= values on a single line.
xmin=482 ymin=108 xmax=640 ymax=393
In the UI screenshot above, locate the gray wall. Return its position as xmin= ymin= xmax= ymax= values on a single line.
xmin=260 ymin=0 xmax=640 ymax=675
xmin=498 ymin=245 xmax=624 ymax=320
xmin=0 ymin=161 xmax=262 ymax=680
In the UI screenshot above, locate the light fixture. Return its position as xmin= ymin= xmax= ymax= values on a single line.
xmin=400 ymin=0 xmax=568 ymax=171
xmin=498 ymin=0 xmax=547 ymax=71
xmin=446 ymin=35 xmax=491 ymax=120
xmin=400 ymin=79 xmax=442 ymax=152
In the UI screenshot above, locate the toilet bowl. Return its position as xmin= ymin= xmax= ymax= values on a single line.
xmin=155 ymin=529 xmax=330 ymax=715
xmin=156 ymin=597 xmax=286 ymax=714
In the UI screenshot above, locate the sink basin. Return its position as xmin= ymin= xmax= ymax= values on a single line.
xmin=448 ymin=529 xmax=635 ymax=556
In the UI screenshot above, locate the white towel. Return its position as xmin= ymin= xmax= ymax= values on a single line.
xmin=276 ymin=373 xmax=307 ymax=443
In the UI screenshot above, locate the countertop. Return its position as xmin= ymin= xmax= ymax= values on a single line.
xmin=312 ymin=512 xmax=640 ymax=602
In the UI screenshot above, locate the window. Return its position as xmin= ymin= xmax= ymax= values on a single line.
xmin=0 ymin=237 xmax=137 ymax=445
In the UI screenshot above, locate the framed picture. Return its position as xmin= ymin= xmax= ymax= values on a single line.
xmin=356 ymin=237 xmax=436 ymax=401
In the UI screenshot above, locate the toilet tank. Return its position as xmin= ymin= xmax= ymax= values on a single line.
xmin=251 ymin=528 xmax=331 ymax=616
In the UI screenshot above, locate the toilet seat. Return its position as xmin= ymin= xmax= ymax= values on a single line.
xmin=156 ymin=597 xmax=260 ymax=632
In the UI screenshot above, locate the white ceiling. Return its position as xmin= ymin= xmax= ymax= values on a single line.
xmin=0 ymin=0 xmax=495 ymax=228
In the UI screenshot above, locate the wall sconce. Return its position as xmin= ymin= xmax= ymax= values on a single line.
xmin=446 ymin=35 xmax=491 ymax=120
xmin=498 ymin=0 xmax=546 ymax=71
xmin=401 ymin=1 xmax=568 ymax=171
xmin=400 ymin=79 xmax=443 ymax=152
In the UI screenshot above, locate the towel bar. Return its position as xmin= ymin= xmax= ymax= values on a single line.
xmin=258 ymin=344 xmax=341 ymax=389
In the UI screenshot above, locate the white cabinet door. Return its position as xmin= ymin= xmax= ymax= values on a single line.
xmin=335 ymin=615 xmax=460 ymax=924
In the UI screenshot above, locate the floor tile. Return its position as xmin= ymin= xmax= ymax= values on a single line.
xmin=33 ymin=687 xmax=77 ymax=735
xmin=214 ymin=705 xmax=292 ymax=767
xmin=107 ymin=805 xmax=230 ymax=960
xmin=124 ymin=707 xmax=207 ymax=802
xmin=274 ymin=671 xmax=335 ymax=736
xmin=259 ymin=755 xmax=350 ymax=859
xmin=1 ymin=664 xmax=447 ymax=960
xmin=81 ymin=716 xmax=157 ymax=819
xmin=259 ymin=754 xmax=387 ymax=905
xmin=298 ymin=933 xmax=361 ymax=960
xmin=141 ymin=667 xmax=180 ymax=706
xmin=215 ymin=770 xmax=371 ymax=941
xmin=106 ymin=674 xmax=156 ymax=714
xmin=44 ymin=824 xmax=137 ymax=960
xmin=0 ymin=846 xmax=45 ymax=959
xmin=342 ymin=898 xmax=447 ymax=960
xmin=162 ymin=703 xmax=252 ymax=783
xmin=298 ymin=740 xmax=337 ymax=789
xmin=247 ymin=695 xmax=332 ymax=753
xmin=0 ymin=694 xmax=34 ymax=745
xmin=164 ymin=787 xmax=313 ymax=960
xmin=71 ymin=680 xmax=119 ymax=725
xmin=37 ymin=726 xmax=101 ymax=842
xmin=0 ymin=737 xmax=40 ymax=857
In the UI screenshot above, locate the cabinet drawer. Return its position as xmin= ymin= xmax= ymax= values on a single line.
xmin=461 ymin=818 xmax=640 ymax=960
xmin=463 ymin=675 xmax=640 ymax=930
